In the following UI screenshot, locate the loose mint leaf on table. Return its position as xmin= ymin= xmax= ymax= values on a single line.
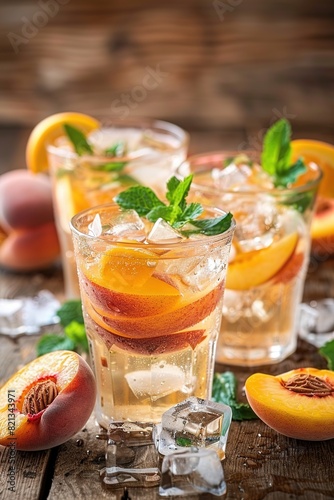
xmin=261 ymin=118 xmax=306 ymax=188
xmin=37 ymin=334 xmax=75 ymax=357
xmin=37 ymin=299 xmax=88 ymax=356
xmin=57 ymin=299 xmax=84 ymax=327
xmin=319 ymin=340 xmax=334 ymax=370
xmin=115 ymin=175 xmax=233 ymax=236
xmin=212 ymin=371 xmax=258 ymax=421
xmin=64 ymin=321 xmax=89 ymax=353
xmin=63 ymin=124 xmax=94 ymax=156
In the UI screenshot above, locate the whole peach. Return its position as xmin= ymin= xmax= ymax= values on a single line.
xmin=0 ymin=351 xmax=96 ymax=451
xmin=0 ymin=169 xmax=60 ymax=271
xmin=0 ymin=169 xmax=54 ymax=232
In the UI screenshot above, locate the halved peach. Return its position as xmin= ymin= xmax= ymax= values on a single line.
xmin=0 ymin=351 xmax=96 ymax=451
xmin=84 ymin=281 xmax=223 ymax=338
xmin=245 ymin=368 xmax=334 ymax=441
xmin=226 ymin=231 xmax=299 ymax=290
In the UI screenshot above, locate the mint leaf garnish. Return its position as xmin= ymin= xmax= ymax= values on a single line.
xmin=319 ymin=340 xmax=334 ymax=370
xmin=261 ymin=119 xmax=306 ymax=187
xmin=104 ymin=141 xmax=126 ymax=157
xmin=181 ymin=212 xmax=233 ymax=237
xmin=63 ymin=124 xmax=93 ymax=156
xmin=114 ymin=175 xmax=233 ymax=237
xmin=115 ymin=185 xmax=165 ymax=216
xmin=212 ymin=371 xmax=258 ymax=421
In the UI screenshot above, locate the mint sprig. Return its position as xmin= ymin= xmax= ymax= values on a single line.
xmin=63 ymin=124 xmax=93 ymax=156
xmin=114 ymin=175 xmax=233 ymax=237
xmin=261 ymin=119 xmax=306 ymax=187
xmin=36 ymin=300 xmax=88 ymax=356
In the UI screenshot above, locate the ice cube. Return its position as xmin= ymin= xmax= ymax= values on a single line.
xmin=181 ymin=247 xmax=228 ymax=291
xmin=212 ymin=162 xmax=252 ymax=190
xmin=159 ymin=448 xmax=226 ymax=497
xmin=299 ymin=299 xmax=334 ymax=347
xmin=0 ymin=291 xmax=60 ymax=337
xmin=234 ymin=195 xmax=279 ymax=252
xmin=105 ymin=209 xmax=146 ymax=242
xmin=157 ymin=396 xmax=232 ymax=459
xmin=101 ymin=433 xmax=161 ymax=488
xmin=125 ymin=363 xmax=185 ymax=401
xmin=88 ymin=127 xmax=143 ymax=155
xmin=88 ymin=214 xmax=103 ymax=236
xmin=147 ymin=218 xmax=184 ymax=245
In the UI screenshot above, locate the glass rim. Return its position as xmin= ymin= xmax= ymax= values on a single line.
xmin=70 ymin=202 xmax=236 ymax=251
xmin=177 ymin=150 xmax=323 ymax=196
xmin=46 ymin=118 xmax=189 ymax=161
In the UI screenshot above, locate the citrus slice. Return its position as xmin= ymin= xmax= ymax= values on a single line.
xmin=291 ymin=139 xmax=334 ymax=198
xmin=226 ymin=231 xmax=299 ymax=290
xmin=26 ymin=112 xmax=100 ymax=173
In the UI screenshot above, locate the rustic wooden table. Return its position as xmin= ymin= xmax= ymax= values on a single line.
xmin=0 ymin=127 xmax=333 ymax=499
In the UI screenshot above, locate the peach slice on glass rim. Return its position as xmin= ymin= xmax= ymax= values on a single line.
xmin=245 ymin=368 xmax=334 ymax=441
xmin=0 ymin=351 xmax=96 ymax=451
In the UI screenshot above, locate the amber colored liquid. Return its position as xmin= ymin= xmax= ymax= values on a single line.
xmin=77 ymin=243 xmax=226 ymax=428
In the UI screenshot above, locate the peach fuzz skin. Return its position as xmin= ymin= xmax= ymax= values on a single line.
xmin=0 ymin=351 xmax=96 ymax=451
xmin=0 ymin=169 xmax=60 ymax=271
xmin=245 ymin=368 xmax=334 ymax=441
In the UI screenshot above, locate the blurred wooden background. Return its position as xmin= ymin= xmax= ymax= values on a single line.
xmin=0 ymin=0 xmax=333 ymax=172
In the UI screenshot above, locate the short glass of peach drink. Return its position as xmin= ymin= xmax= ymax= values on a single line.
xmin=47 ymin=118 xmax=188 ymax=299
xmin=177 ymin=150 xmax=322 ymax=366
xmin=70 ymin=196 xmax=235 ymax=427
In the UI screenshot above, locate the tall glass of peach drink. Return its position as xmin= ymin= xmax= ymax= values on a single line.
xmin=70 ymin=200 xmax=235 ymax=427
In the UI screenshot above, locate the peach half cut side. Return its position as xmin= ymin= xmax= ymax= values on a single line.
xmin=245 ymin=368 xmax=334 ymax=441
xmin=226 ymin=231 xmax=299 ymax=290
xmin=0 ymin=351 xmax=96 ymax=451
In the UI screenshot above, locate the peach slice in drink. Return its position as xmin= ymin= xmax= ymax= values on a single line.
xmin=85 ymin=281 xmax=223 ymax=338
xmin=226 ymin=231 xmax=299 ymax=290
xmin=82 ymin=247 xmax=181 ymax=317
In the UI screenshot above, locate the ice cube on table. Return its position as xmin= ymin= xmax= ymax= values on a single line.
xmin=0 ymin=291 xmax=60 ymax=337
xmin=234 ymin=195 xmax=279 ymax=252
xmin=159 ymin=448 xmax=226 ymax=497
xmin=104 ymin=209 xmax=146 ymax=242
xmin=147 ymin=218 xmax=184 ymax=244
xmin=299 ymin=299 xmax=334 ymax=347
xmin=101 ymin=426 xmax=161 ymax=488
xmin=157 ymin=396 xmax=232 ymax=459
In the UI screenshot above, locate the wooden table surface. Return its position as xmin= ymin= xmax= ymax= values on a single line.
xmin=0 ymin=127 xmax=334 ymax=499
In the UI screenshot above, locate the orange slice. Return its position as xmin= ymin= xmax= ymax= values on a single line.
xmin=291 ymin=139 xmax=334 ymax=199
xmin=26 ymin=112 xmax=100 ymax=173
xmin=226 ymin=231 xmax=298 ymax=290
